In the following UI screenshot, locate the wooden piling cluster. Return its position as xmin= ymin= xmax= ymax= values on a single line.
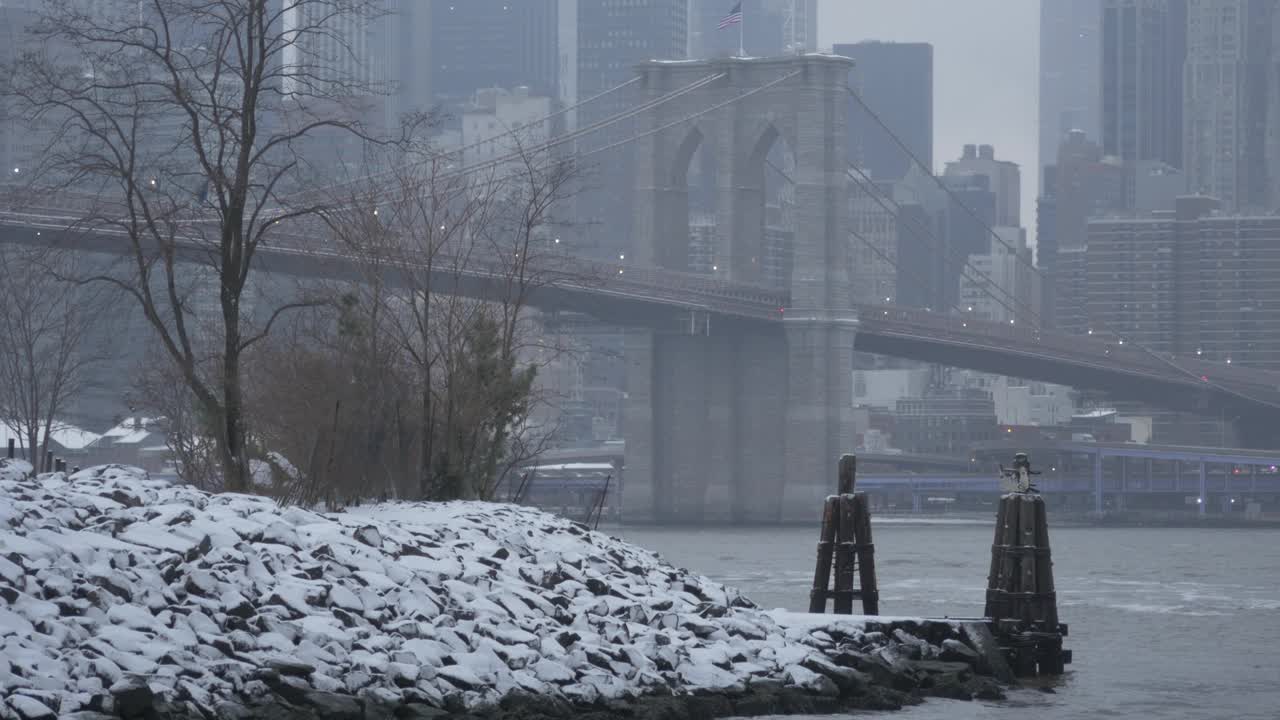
xmin=809 ymin=455 xmax=879 ymax=616
xmin=983 ymin=492 xmax=1070 ymax=676
xmin=2 ymin=441 xmax=68 ymax=473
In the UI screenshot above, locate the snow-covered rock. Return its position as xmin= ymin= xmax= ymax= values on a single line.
xmin=0 ymin=466 xmax=996 ymax=717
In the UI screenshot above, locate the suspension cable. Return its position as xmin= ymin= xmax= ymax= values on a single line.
xmin=569 ymin=70 xmax=803 ymax=161
xmin=296 ymin=73 xmax=724 ymax=208
xmin=845 ymin=164 xmax=1041 ymax=326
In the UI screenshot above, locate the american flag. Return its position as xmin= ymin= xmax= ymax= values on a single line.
xmin=718 ymin=2 xmax=743 ymax=30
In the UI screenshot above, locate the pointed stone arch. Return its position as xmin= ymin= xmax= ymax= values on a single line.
xmin=626 ymin=55 xmax=857 ymax=524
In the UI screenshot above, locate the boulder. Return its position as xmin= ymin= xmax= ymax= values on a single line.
xmin=108 ymin=676 xmax=154 ymax=719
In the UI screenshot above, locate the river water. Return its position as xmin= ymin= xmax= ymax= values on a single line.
xmin=611 ymin=519 xmax=1280 ymax=720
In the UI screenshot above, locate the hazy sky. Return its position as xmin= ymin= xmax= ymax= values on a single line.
xmin=819 ymin=0 xmax=1040 ymax=246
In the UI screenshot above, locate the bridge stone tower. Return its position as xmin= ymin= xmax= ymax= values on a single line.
xmin=624 ymin=55 xmax=856 ymax=523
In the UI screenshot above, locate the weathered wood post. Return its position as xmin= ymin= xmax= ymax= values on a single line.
xmin=852 ymin=494 xmax=879 ymax=615
xmin=831 ymin=455 xmax=857 ymax=612
xmin=983 ymin=473 xmax=1067 ymax=676
xmin=808 ymin=496 xmax=839 ymax=613
xmin=6 ymin=439 xmax=13 ymax=459
xmin=809 ymin=454 xmax=879 ymax=615
xmin=838 ymin=454 xmax=856 ymax=494
xmin=44 ymin=451 xmax=53 ymax=474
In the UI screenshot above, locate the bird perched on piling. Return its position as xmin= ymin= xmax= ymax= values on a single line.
xmin=999 ymin=452 xmax=1041 ymax=494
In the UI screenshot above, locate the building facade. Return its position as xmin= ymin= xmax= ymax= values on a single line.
xmin=0 ymin=3 xmax=39 ymax=182
xmin=460 ymin=87 xmax=554 ymax=169
xmin=1082 ymin=195 xmax=1280 ymax=372
xmin=1101 ymin=0 xmax=1187 ymax=173
xmin=575 ymin=0 xmax=688 ymax=257
xmin=1038 ymin=130 xmax=1127 ymax=326
xmin=944 ymin=144 xmax=1021 ymax=227
xmin=850 ymin=174 xmax=898 ymax=305
xmin=1182 ymin=0 xmax=1278 ymax=211
xmin=959 ymin=227 xmax=1039 ymax=326
xmin=894 ymin=388 xmax=999 ymax=456
xmin=940 ymin=172 xmax=998 ymax=311
xmin=835 ymin=41 xmax=933 ymax=183
xmin=430 ymin=1 xmax=563 ymax=110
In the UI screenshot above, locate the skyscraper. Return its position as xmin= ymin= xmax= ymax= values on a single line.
xmin=835 ymin=41 xmax=933 ymax=183
xmin=282 ymin=2 xmax=389 ymax=97
xmin=388 ymin=1 xmax=433 ymax=120
xmin=849 ymin=175 xmax=898 ymax=305
xmin=1039 ymin=0 xmax=1101 ymax=193
xmin=689 ymin=0 xmax=818 ymax=59
xmin=0 ymin=2 xmax=39 ymax=181
xmin=1183 ymin=0 xmax=1278 ymax=211
xmin=575 ymin=0 xmax=688 ymax=256
xmin=430 ymin=2 xmax=562 ymax=110
xmin=1101 ymin=0 xmax=1187 ymax=171
xmin=940 ymin=172 xmax=997 ymax=310
xmin=944 ymin=144 xmax=1021 ymax=227
xmin=1038 ymin=130 xmax=1126 ymax=328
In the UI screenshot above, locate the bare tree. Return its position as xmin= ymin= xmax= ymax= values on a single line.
xmin=128 ymin=343 xmax=220 ymax=489
xmin=326 ymin=134 xmax=579 ymax=501
xmin=0 ymin=245 xmax=110 ymax=471
xmin=2 ymin=0 xmax=396 ymax=492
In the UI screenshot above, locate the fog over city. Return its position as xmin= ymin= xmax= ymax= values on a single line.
xmin=0 ymin=2 xmax=1277 ymax=720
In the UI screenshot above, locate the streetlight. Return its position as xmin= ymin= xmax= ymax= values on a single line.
xmin=11 ymin=167 xmax=18 ymax=175
xmin=619 ymin=253 xmax=626 ymax=260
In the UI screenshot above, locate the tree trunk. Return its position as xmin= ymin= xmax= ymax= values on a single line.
xmin=419 ymin=383 xmax=432 ymax=499
xmin=26 ymin=429 xmax=39 ymax=472
xmin=222 ymin=313 xmax=249 ymax=493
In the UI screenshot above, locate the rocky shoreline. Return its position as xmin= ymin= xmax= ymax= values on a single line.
xmin=1 ymin=463 xmax=1008 ymax=720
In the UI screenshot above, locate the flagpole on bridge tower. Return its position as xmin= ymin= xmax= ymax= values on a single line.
xmin=739 ymin=6 xmax=745 ymax=57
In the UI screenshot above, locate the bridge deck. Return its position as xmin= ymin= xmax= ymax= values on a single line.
xmin=4 ymin=200 xmax=1280 ymax=419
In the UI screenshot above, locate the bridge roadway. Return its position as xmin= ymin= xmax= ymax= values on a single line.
xmin=4 ymin=205 xmax=1280 ymax=425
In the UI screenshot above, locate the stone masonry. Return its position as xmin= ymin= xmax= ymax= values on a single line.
xmin=625 ymin=55 xmax=856 ymax=523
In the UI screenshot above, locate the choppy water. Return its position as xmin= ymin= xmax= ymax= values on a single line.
xmin=611 ymin=520 xmax=1280 ymax=720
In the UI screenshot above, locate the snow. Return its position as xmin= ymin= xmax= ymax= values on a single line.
xmin=0 ymin=464 xmax=981 ymax=716
xmin=0 ymin=458 xmax=32 ymax=483
xmin=2 ymin=420 xmax=100 ymax=451
xmin=97 ymin=417 xmax=160 ymax=445
xmin=525 ymin=462 xmax=614 ymax=472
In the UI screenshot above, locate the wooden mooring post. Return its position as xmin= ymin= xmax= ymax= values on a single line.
xmin=984 ymin=489 xmax=1070 ymax=676
xmin=809 ymin=454 xmax=879 ymax=615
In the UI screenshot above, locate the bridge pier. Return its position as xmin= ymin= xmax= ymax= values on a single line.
xmin=780 ymin=317 xmax=858 ymax=522
xmin=622 ymin=325 xmax=795 ymax=523
xmin=731 ymin=329 xmax=789 ymax=522
xmin=622 ymin=329 xmax=718 ymax=523
xmin=622 ymin=320 xmax=856 ymax=524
